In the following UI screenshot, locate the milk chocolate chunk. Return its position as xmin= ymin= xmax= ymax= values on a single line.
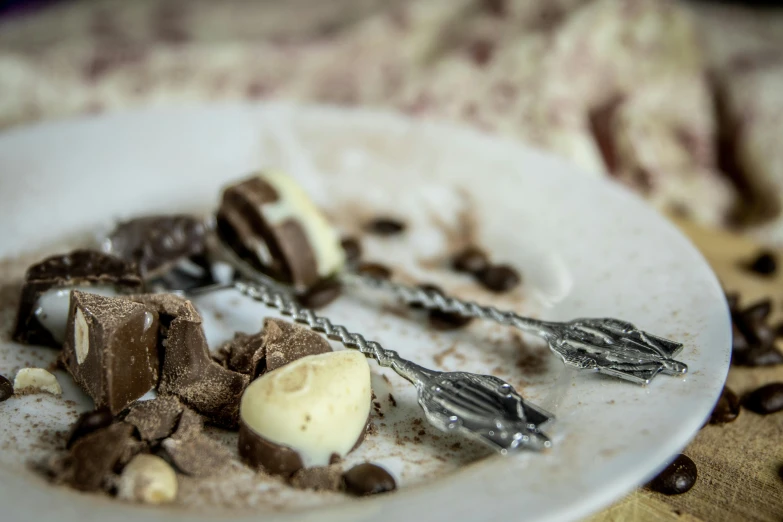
xmin=106 ymin=215 xmax=207 ymax=278
xmin=66 ymin=407 xmax=114 ymax=449
xmin=216 ymin=331 xmax=267 ymax=376
xmin=13 ymin=250 xmax=141 ymax=347
xmin=0 ymin=374 xmax=13 ymax=402
xmin=158 ymin=301 xmax=249 ymax=428
xmin=125 ymin=396 xmax=184 ymax=441
xmin=162 ymin=407 xmax=231 ymax=476
xmin=127 ymin=293 xmax=188 ymax=323
xmin=59 ymin=422 xmax=135 ymax=492
xmin=238 ymin=350 xmax=371 ymax=475
xmin=262 ymin=318 xmax=332 ymax=373
xmin=343 ymin=463 xmax=397 ymax=496
xmin=216 ymin=172 xmax=345 ymax=289
xmin=62 ymin=291 xmax=160 ymax=415
xmin=290 ymin=466 xmax=343 ymax=491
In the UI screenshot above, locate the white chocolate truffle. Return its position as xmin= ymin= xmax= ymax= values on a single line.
xmin=117 ymin=454 xmax=178 ymax=504
xmin=240 ymin=350 xmax=371 ymax=468
xmin=13 ymin=368 xmax=62 ymax=395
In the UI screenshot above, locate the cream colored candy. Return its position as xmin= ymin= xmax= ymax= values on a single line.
xmin=117 ymin=454 xmax=178 ymax=504
xmin=256 ymin=170 xmax=346 ymax=279
xmin=13 ymin=368 xmax=62 ymax=395
xmin=240 ymin=350 xmax=371 ymax=467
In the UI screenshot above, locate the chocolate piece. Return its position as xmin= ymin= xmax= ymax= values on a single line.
xmin=61 ymin=422 xmax=135 ymax=492
xmin=13 ymin=250 xmax=141 ymax=347
xmin=216 ymin=331 xmax=266 ymax=376
xmin=451 ymin=246 xmax=490 ymax=275
xmin=158 ymin=301 xmax=249 ymax=428
xmin=477 ymin=264 xmax=521 ymax=293
xmin=411 ymin=283 xmax=443 ymax=310
xmin=66 ymin=407 xmax=114 ymax=449
xmin=216 ymin=172 xmax=345 ymax=289
xmin=162 ymin=407 xmax=231 ymax=476
xmin=106 ymin=215 xmax=207 ymax=277
xmin=366 ymin=217 xmax=406 ymax=236
xmin=428 ymin=310 xmax=473 ymax=330
xmin=341 ymin=237 xmax=362 ymax=264
xmin=262 ymin=318 xmax=332 ymax=373
xmin=648 ymin=454 xmax=697 ymax=495
xmin=289 ymin=466 xmax=343 ymax=491
xmin=127 ymin=293 xmax=187 ymax=323
xmin=356 ymin=262 xmax=392 ymax=280
xmin=125 ymin=396 xmax=184 ymax=441
xmin=296 ymin=278 xmax=342 ymax=310
xmin=343 ymin=463 xmax=397 ymax=496
xmin=62 ymin=291 xmax=160 ymax=415
xmin=743 ymin=382 xmax=783 ymax=415
xmin=238 ymin=351 xmax=371 ymax=475
xmin=0 ymin=375 xmax=12 ymax=402
xmin=744 ymin=250 xmax=777 ymax=276
xmin=709 ymin=387 xmax=740 ymax=425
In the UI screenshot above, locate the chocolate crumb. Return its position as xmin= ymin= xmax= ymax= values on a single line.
xmin=450 ymin=442 xmax=462 ymax=451
xmin=428 ymin=310 xmax=472 ymax=330
xmin=477 ymin=264 xmax=521 ymax=293
xmin=343 ymin=463 xmax=396 ymax=496
xmin=743 ymin=382 xmax=783 ymax=415
xmin=289 ymin=466 xmax=343 ymax=491
xmin=417 ymin=429 xmax=426 ymax=436
xmin=0 ymin=374 xmax=13 ymax=402
xmin=647 ymin=454 xmax=697 ymax=495
xmin=709 ymin=387 xmax=740 ymax=424
xmin=125 ymin=396 xmax=183 ymax=441
xmin=296 ymin=278 xmax=342 ymax=310
xmin=451 ymin=246 xmax=489 ymax=275
xmin=388 ymin=393 xmax=397 ymax=407
xmin=162 ymin=407 xmax=231 ymax=476
xmin=66 ymin=407 xmax=114 ymax=449
xmin=60 ymin=422 xmax=136 ymax=491
xmin=366 ymin=218 xmax=406 ymax=236
xmin=744 ymin=250 xmax=777 ymax=276
xmin=357 ymin=262 xmax=392 ymax=280
xmin=341 ymin=237 xmax=362 ymax=264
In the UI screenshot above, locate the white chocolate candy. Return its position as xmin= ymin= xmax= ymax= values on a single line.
xmin=240 ymin=350 xmax=371 ymax=468
xmin=33 ymin=285 xmax=117 ymax=343
xmin=13 ymin=368 xmax=62 ymax=395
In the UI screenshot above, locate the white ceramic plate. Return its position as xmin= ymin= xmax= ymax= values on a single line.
xmin=0 ymin=104 xmax=730 ymax=522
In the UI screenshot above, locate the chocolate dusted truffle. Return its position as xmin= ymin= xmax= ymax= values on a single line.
xmin=125 ymin=396 xmax=184 ymax=441
xmin=161 ymin=408 xmax=232 ymax=477
xmin=216 ymin=172 xmax=345 ymax=290
xmin=158 ymin=301 xmax=249 ymax=428
xmin=61 ymin=291 xmax=160 ymax=415
xmin=13 ymin=250 xmax=141 ymax=347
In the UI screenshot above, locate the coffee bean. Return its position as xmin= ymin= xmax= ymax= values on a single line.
xmin=297 ymin=279 xmax=342 ymax=310
xmin=366 ymin=218 xmax=406 ymax=236
xmin=451 ymin=246 xmax=490 ymax=275
xmin=745 ymin=250 xmax=777 ymax=276
xmin=477 ymin=264 xmax=521 ymax=293
xmin=66 ymin=407 xmax=114 ymax=449
xmin=726 ymin=292 xmax=740 ymax=311
xmin=357 ymin=262 xmax=392 ymax=280
xmin=709 ymin=387 xmax=740 ymax=424
xmin=732 ymin=323 xmax=750 ymax=355
xmin=0 ymin=374 xmax=13 ymax=402
xmin=340 ymin=237 xmax=362 ymax=264
xmin=778 ymin=463 xmax=783 ymax=482
xmin=743 ymin=382 xmax=783 ymax=415
xmin=735 ymin=346 xmax=783 ymax=367
xmin=411 ymin=283 xmax=444 ymax=310
xmin=343 ymin=463 xmax=396 ymax=496
xmin=428 ymin=310 xmax=473 ymax=330
xmin=741 ymin=299 xmax=772 ymax=323
xmin=648 ymin=454 xmax=697 ymax=495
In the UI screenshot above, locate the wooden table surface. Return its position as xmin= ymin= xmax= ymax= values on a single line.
xmin=588 ymin=218 xmax=783 ymax=522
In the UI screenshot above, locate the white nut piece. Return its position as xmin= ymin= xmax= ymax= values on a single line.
xmin=13 ymin=368 xmax=62 ymax=395
xmin=74 ymin=308 xmax=90 ymax=364
xmin=117 ymin=454 xmax=177 ymax=504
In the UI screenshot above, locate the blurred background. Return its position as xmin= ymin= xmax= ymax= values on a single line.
xmin=1 ymin=0 xmax=782 ymax=244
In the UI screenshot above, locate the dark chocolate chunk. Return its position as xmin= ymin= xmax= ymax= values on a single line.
xmin=217 ymin=331 xmax=267 ymax=377
xmin=158 ymin=301 xmax=250 ymax=428
xmin=366 ymin=218 xmax=406 ymax=236
xmin=709 ymin=387 xmax=740 ymax=424
xmin=161 ymin=407 xmax=231 ymax=476
xmin=343 ymin=463 xmax=397 ymax=496
xmin=647 ymin=454 xmax=697 ymax=495
xmin=262 ymin=318 xmax=332 ymax=373
xmin=356 ymin=262 xmax=392 ymax=280
xmin=106 ymin=215 xmax=207 ymax=277
xmin=289 ymin=466 xmax=343 ymax=491
xmin=125 ymin=396 xmax=184 ymax=441
xmin=238 ymin=419 xmax=303 ymax=476
xmin=13 ymin=250 xmax=141 ymax=347
xmin=477 ymin=264 xmax=521 ymax=293
xmin=61 ymin=422 xmax=135 ymax=491
xmin=0 ymin=374 xmax=12 ymax=402
xmin=744 ymin=250 xmax=777 ymax=276
xmin=297 ymin=278 xmax=342 ymax=310
xmin=411 ymin=283 xmax=443 ymax=310
xmin=341 ymin=237 xmax=362 ymax=264
xmin=62 ymin=291 xmax=160 ymax=415
xmin=66 ymin=407 xmax=114 ymax=449
xmin=428 ymin=310 xmax=473 ymax=330
xmin=743 ymin=382 xmax=783 ymax=415
xmin=451 ymin=246 xmax=490 ymax=275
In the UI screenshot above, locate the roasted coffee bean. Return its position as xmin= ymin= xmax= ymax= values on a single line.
xmin=726 ymin=292 xmax=740 ymax=311
xmin=66 ymin=407 xmax=114 ymax=449
xmin=709 ymin=387 xmax=740 ymax=424
xmin=451 ymin=246 xmax=490 ymax=275
xmin=411 ymin=283 xmax=444 ymax=310
xmin=735 ymin=347 xmax=783 ymax=367
xmin=297 ymin=279 xmax=342 ymax=310
xmin=648 ymin=454 xmax=697 ymax=495
xmin=0 ymin=374 xmax=13 ymax=402
xmin=428 ymin=310 xmax=473 ymax=330
xmin=356 ymin=262 xmax=392 ymax=280
xmin=743 ymin=382 xmax=783 ymax=415
xmin=477 ymin=264 xmax=521 ymax=293
xmin=745 ymin=250 xmax=777 ymax=276
xmin=343 ymin=463 xmax=397 ymax=496
xmin=366 ymin=218 xmax=406 ymax=236
xmin=732 ymin=323 xmax=750 ymax=355
xmin=340 ymin=237 xmax=362 ymax=264
xmin=741 ymin=299 xmax=772 ymax=323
